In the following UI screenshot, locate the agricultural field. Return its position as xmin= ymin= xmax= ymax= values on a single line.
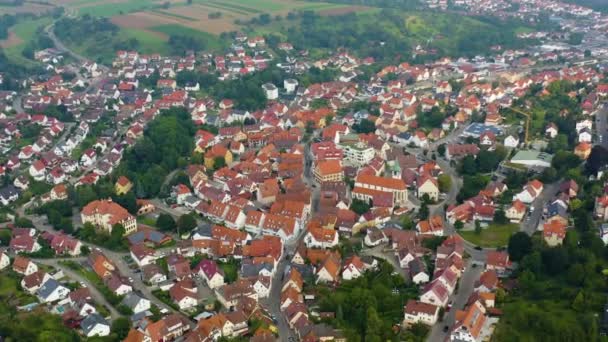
xmin=1 ymin=16 xmax=52 ymax=67
xmin=0 ymin=2 xmax=54 ymax=15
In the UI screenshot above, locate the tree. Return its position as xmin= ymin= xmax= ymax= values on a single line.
xmin=438 ymin=174 xmax=452 ymax=193
xmin=350 ymin=199 xmax=370 ymax=215
xmin=437 ymin=144 xmax=446 ymax=157
xmin=177 ymin=214 xmax=197 ymax=234
xmin=418 ymin=202 xmax=429 ymax=220
xmin=353 ymin=119 xmax=376 ymax=134
xmin=572 ymin=291 xmax=585 ymax=312
xmin=401 ymin=215 xmax=414 ymax=230
xmin=454 ymin=220 xmax=464 ymax=230
xmin=474 ymin=220 xmax=482 ymax=234
xmin=157 ymin=214 xmax=176 ymax=232
xmin=213 ymin=156 xmax=226 ymax=170
xmin=111 ymin=317 xmax=131 ymax=340
xmin=508 ymin=232 xmax=532 ymax=261
xmin=493 ymin=209 xmax=508 ymax=224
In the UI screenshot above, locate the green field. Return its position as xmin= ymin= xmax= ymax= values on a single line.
xmin=220 ymin=0 xmax=285 ymax=11
xmin=77 ymin=0 xmax=158 ymax=16
xmin=151 ymin=24 xmax=224 ymax=50
xmin=460 ymin=223 xmax=519 ymax=248
xmin=0 ymin=272 xmax=38 ymax=305
xmin=3 ymin=16 xmax=52 ymax=67
xmin=149 ymin=9 xmax=198 ymax=21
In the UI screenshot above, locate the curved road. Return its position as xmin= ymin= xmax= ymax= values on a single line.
xmin=33 ymin=258 xmax=121 ymax=320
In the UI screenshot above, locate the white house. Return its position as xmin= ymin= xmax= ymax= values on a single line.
xmin=420 ymin=281 xmax=449 ymax=307
xmin=578 ymin=128 xmax=592 ymax=143
xmin=513 ymin=180 xmax=544 ymax=204
xmin=81 ymin=313 xmax=110 ymax=337
xmin=262 ymin=83 xmax=279 ymax=100
xmin=253 ymin=277 xmax=271 ymax=298
xmin=304 ymin=228 xmax=339 ymax=249
xmin=0 ymin=252 xmax=10 ymax=270
xmin=36 ymin=278 xmax=70 ymax=303
xmin=341 ymin=256 xmax=365 ymax=281
xmin=403 ymin=300 xmax=439 ymax=326
xmin=121 ymin=292 xmax=151 ymax=314
xmin=503 ymin=135 xmax=519 ymax=148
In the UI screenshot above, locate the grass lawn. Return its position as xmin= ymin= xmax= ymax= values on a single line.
xmin=138 ymin=215 xmax=157 ymax=226
xmin=0 ymin=272 xmax=38 ymax=305
xmin=460 ymin=223 xmax=519 ymax=248
xmin=4 ymin=16 xmax=52 ymax=67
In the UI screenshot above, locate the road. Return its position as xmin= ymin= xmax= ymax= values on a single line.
xmin=521 ymin=182 xmax=560 ymax=235
xmin=33 ymin=257 xmax=121 ymax=320
xmin=426 ymin=259 xmax=483 ymax=342
xmin=595 ymin=104 xmax=608 ymax=149
xmin=44 ymin=23 xmax=108 ymax=73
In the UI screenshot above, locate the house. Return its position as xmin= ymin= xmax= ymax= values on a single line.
xmin=446 ymin=144 xmax=480 ymax=161
xmin=304 ymin=227 xmax=339 ymax=249
xmin=560 ymin=180 xmax=579 ymax=199
xmin=578 ymin=128 xmax=592 ymax=143
xmin=170 ymin=280 xmax=198 ymax=310
xmin=341 ymin=255 xmax=365 ymax=280
xmin=416 ymin=216 xmax=444 ymax=236
xmin=513 ymin=180 xmax=544 ymax=204
xmin=314 ymin=160 xmax=344 ymax=183
xmin=115 ymin=176 xmax=133 ymax=195
xmin=403 ymin=300 xmax=439 ymax=327
xmin=408 ymin=258 xmax=430 ymax=284
xmin=81 ymin=199 xmax=137 ymax=235
xmin=545 ymin=123 xmax=558 ymax=138
xmin=596 ymin=195 xmax=608 ymax=220
xmin=0 ymin=251 xmax=9 ymax=270
xmin=10 ymin=234 xmax=41 ymax=253
xmin=503 ymin=135 xmax=519 ymax=148
xmin=450 ymin=301 xmax=486 ymax=342
xmin=21 ymin=271 xmax=51 ymax=293
xmin=81 ymin=313 xmax=110 ymax=337
xmin=0 ymin=185 xmax=20 ymax=205
xmin=129 ymin=244 xmax=157 ymax=267
xmin=13 ymin=256 xmax=38 ymax=275
xmin=479 ymin=130 xmax=496 ymax=146
xmin=194 ymin=259 xmax=225 ymax=289
xmin=315 ymin=255 xmax=341 ymax=284
xmin=417 ymin=175 xmax=439 ymax=201
xmin=543 ymin=221 xmax=566 ymax=247
xmin=574 ymin=142 xmax=592 ymax=160
xmin=420 ymin=280 xmax=449 ymax=307
xmin=121 ymin=292 xmax=151 ymax=314
xmin=475 ymin=270 xmax=499 ymax=293
xmin=142 ymin=264 xmax=167 ymax=284
xmin=106 ymin=274 xmax=132 ymax=296
xmin=37 ymin=278 xmax=70 ymax=303
xmin=506 ymin=200 xmax=527 ymax=223
xmin=486 ymin=251 xmax=511 ymax=276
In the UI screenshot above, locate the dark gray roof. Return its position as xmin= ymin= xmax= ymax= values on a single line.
xmin=81 ymin=313 xmax=109 ymax=334
xmin=36 ymin=278 xmax=63 ymax=299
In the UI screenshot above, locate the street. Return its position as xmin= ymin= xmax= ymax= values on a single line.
xmin=426 ymin=259 xmax=483 ymax=342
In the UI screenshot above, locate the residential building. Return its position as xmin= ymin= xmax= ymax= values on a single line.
xmin=81 ymin=199 xmax=137 ymax=235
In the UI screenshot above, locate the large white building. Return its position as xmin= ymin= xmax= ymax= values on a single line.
xmin=340 ymin=141 xmax=375 ymax=167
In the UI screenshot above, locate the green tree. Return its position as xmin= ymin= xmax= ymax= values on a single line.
xmin=111 ymin=317 xmax=131 ymax=340
xmin=177 ymin=214 xmax=197 ymax=234
xmin=493 ymin=209 xmax=508 ymax=224
xmin=438 ymin=174 xmax=452 ymax=193
xmin=508 ymin=232 xmax=532 ymax=262
xmin=418 ymin=202 xmax=429 ymax=220
xmin=401 ymin=215 xmax=414 ymax=230
xmin=350 ymin=199 xmax=371 ymax=215
xmin=454 ymin=220 xmax=464 ymax=230
xmin=156 ymin=213 xmax=176 ymax=232
xmin=474 ymin=220 xmax=482 ymax=234
xmin=572 ymin=291 xmax=585 ymax=312
xmin=213 ymin=156 xmax=226 ymax=170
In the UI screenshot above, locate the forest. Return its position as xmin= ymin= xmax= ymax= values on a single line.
xmin=115 ymin=107 xmax=196 ymax=198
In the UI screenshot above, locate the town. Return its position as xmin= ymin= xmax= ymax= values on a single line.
xmin=1 ymin=0 xmax=608 ymax=341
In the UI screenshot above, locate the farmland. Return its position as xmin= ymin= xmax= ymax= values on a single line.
xmin=1 ymin=16 xmax=52 ymax=67
xmin=2 ymin=0 xmax=371 ymax=62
